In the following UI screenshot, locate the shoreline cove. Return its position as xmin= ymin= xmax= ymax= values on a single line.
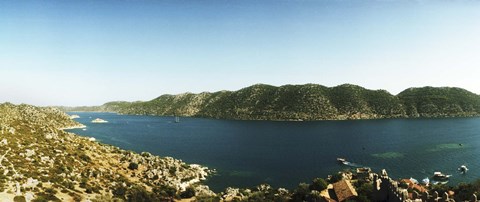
xmin=0 ymin=103 xmax=214 ymax=201
xmin=67 ymin=112 xmax=480 ymax=192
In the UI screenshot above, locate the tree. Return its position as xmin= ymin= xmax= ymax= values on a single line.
xmin=291 ymin=183 xmax=310 ymax=202
xmin=180 ymin=186 xmax=196 ymax=198
xmin=128 ymin=162 xmax=139 ymax=170
xmin=328 ymin=173 xmax=343 ymax=183
xmin=355 ymin=181 xmax=373 ymax=202
xmin=310 ymin=178 xmax=328 ymax=191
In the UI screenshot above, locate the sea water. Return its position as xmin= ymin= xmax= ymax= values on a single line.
xmin=67 ymin=112 xmax=480 ymax=192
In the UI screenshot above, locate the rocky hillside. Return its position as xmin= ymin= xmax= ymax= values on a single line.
xmin=398 ymin=87 xmax=480 ymax=118
xmin=63 ymin=84 xmax=480 ymax=121
xmin=0 ymin=103 xmax=212 ymax=202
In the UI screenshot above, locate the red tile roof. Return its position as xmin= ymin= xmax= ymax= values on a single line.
xmin=333 ymin=180 xmax=358 ymax=202
xmin=401 ymin=179 xmax=427 ymax=193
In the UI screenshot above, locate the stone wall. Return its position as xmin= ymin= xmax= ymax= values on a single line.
xmin=372 ymin=170 xmax=457 ymax=202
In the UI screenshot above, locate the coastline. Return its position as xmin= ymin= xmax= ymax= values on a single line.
xmin=57 ymin=121 xmax=213 ymax=196
xmin=0 ymin=103 xmax=218 ymax=201
xmin=59 ymin=124 xmax=87 ymax=130
xmin=64 ymin=111 xmax=480 ymax=122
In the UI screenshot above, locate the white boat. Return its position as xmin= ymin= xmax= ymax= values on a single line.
xmin=337 ymin=158 xmax=346 ymax=164
xmin=432 ymin=172 xmax=450 ymax=181
xmin=422 ymin=177 xmax=430 ymax=186
xmin=91 ymin=118 xmax=108 ymax=123
xmin=175 ymin=116 xmax=180 ymax=123
xmin=459 ymin=165 xmax=468 ymax=173
xmin=70 ymin=115 xmax=80 ymax=119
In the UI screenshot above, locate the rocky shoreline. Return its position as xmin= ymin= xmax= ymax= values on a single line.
xmin=0 ymin=103 xmax=214 ymax=201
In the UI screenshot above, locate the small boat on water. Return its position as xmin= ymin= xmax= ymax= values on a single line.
xmin=432 ymin=172 xmax=450 ymax=181
xmin=422 ymin=177 xmax=430 ymax=186
xmin=336 ymin=158 xmax=364 ymax=167
xmin=459 ymin=165 xmax=468 ymax=173
xmin=91 ymin=118 xmax=108 ymax=123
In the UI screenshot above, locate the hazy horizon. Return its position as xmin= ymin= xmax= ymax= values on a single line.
xmin=2 ymin=0 xmax=480 ymax=106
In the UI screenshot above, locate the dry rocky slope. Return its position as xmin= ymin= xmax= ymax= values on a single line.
xmin=62 ymin=84 xmax=480 ymax=121
xmin=0 ymin=103 xmax=212 ymax=202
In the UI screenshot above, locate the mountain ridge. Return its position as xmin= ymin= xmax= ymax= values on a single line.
xmin=57 ymin=84 xmax=480 ymax=121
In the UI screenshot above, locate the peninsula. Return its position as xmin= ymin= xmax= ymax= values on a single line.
xmin=0 ymin=103 xmax=212 ymax=201
xmin=59 ymin=84 xmax=480 ymax=121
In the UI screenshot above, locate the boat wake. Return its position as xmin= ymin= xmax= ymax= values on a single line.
xmin=343 ymin=161 xmax=364 ymax=167
xmin=337 ymin=158 xmax=365 ymax=168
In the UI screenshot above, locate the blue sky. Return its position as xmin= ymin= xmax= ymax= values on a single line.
xmin=1 ymin=0 xmax=479 ymax=106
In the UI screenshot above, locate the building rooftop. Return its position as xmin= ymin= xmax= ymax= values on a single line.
xmin=401 ymin=179 xmax=427 ymax=193
xmin=333 ymin=180 xmax=358 ymax=202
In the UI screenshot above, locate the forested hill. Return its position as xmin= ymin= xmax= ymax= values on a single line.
xmin=62 ymin=84 xmax=480 ymax=121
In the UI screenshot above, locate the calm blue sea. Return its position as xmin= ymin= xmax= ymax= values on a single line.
xmin=66 ymin=112 xmax=480 ymax=192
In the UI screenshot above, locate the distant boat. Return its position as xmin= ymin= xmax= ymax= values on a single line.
xmin=91 ymin=118 xmax=108 ymax=123
xmin=422 ymin=177 xmax=430 ymax=186
xmin=70 ymin=114 xmax=80 ymax=119
xmin=174 ymin=116 xmax=180 ymax=123
xmin=337 ymin=158 xmax=346 ymax=164
xmin=432 ymin=172 xmax=450 ymax=181
xmin=336 ymin=158 xmax=364 ymax=167
xmin=459 ymin=165 xmax=468 ymax=174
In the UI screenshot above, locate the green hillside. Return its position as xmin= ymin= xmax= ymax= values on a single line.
xmin=398 ymin=87 xmax=480 ymax=117
xmin=62 ymin=84 xmax=480 ymax=121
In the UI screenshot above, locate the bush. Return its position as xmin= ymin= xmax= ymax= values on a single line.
xmin=85 ymin=186 xmax=93 ymax=194
xmin=310 ymin=178 xmax=328 ymax=191
xmin=72 ymin=194 xmax=82 ymax=202
xmin=195 ymin=195 xmax=221 ymax=202
xmin=45 ymin=187 xmax=57 ymax=195
xmin=355 ymin=181 xmax=374 ymax=202
xmin=13 ymin=196 xmax=26 ymax=202
xmin=126 ymin=185 xmax=152 ymax=202
xmin=79 ymin=153 xmax=91 ymax=162
xmin=79 ymin=178 xmax=88 ymax=188
xmin=32 ymin=192 xmax=60 ymax=202
xmin=152 ymin=185 xmax=177 ymax=199
xmin=328 ymin=173 xmax=343 ymax=183
xmin=91 ymin=194 xmax=118 ymax=202
xmin=291 ymin=183 xmax=310 ymax=201
xmin=31 ymin=196 xmax=48 ymax=202
xmin=180 ymin=186 xmax=196 ymax=198
xmin=128 ymin=162 xmax=138 ymax=170
xmin=113 ymin=185 xmax=127 ymax=199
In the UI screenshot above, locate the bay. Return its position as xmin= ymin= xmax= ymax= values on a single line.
xmin=66 ymin=112 xmax=480 ymax=192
